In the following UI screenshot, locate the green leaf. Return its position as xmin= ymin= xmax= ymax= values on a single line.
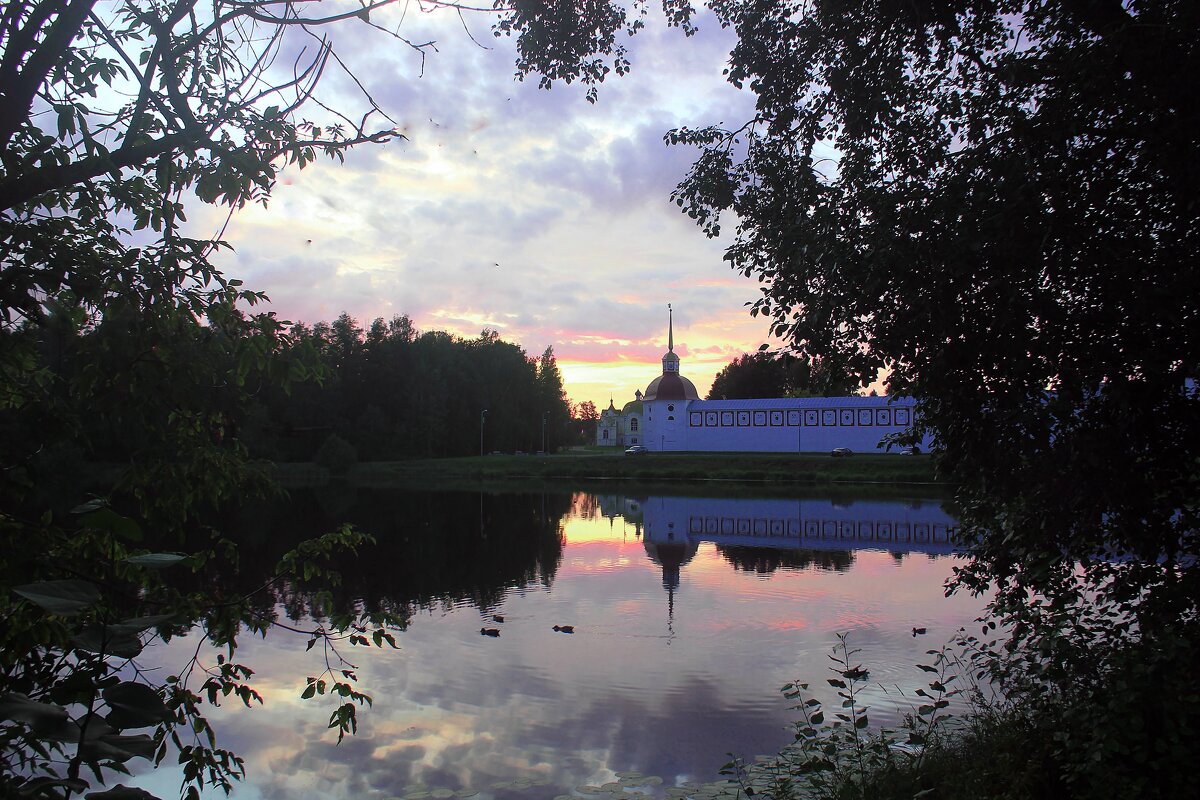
xmin=14 ymin=580 xmax=100 ymax=616
xmin=69 ymin=496 xmax=107 ymax=515
xmin=0 ymin=692 xmax=69 ymax=732
xmin=85 ymin=785 xmax=163 ymax=799
xmin=80 ymin=733 xmax=158 ymax=763
xmin=114 ymin=614 xmax=178 ymax=633
xmin=124 ymin=553 xmax=186 ymax=569
xmin=71 ymin=624 xmax=144 ymax=659
xmin=15 ymin=776 xmax=89 ymax=796
xmin=78 ymin=507 xmax=143 ymax=542
xmin=103 ymin=682 xmax=172 ymax=728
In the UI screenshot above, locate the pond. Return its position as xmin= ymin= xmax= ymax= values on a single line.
xmin=129 ymin=488 xmax=987 ymax=800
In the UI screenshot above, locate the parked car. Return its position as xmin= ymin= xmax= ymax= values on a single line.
xmin=830 ymin=447 xmax=853 ymax=457
xmin=899 ymin=445 xmax=921 ymax=455
xmin=624 ymin=445 xmax=648 ymax=455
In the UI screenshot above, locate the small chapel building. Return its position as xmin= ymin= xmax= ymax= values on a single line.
xmin=597 ymin=308 xmax=929 ymax=454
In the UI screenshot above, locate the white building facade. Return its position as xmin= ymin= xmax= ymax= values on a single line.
xmin=602 ymin=309 xmax=931 ymax=454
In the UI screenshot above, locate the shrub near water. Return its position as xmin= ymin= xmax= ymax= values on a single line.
xmin=721 ymin=635 xmax=964 ymax=800
xmin=315 ymin=434 xmax=358 ymax=476
xmin=735 ymin=622 xmax=1199 ymax=800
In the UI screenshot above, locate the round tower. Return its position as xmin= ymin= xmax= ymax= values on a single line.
xmin=643 ymin=304 xmax=699 ymax=451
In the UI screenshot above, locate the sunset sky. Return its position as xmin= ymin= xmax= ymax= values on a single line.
xmin=190 ymin=6 xmax=783 ymax=410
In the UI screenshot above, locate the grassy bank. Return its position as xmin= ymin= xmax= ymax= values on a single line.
xmin=273 ymin=451 xmax=943 ymax=493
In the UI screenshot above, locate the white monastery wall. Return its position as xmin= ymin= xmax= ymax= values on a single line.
xmin=671 ymin=398 xmax=929 ymax=454
xmin=602 ymin=310 xmax=932 ymax=454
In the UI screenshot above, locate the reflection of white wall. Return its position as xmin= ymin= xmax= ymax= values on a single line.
xmin=642 ymin=496 xmax=960 ymax=555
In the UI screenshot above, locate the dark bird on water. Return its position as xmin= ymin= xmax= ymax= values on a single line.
xmin=492 ymin=614 xmax=505 ymax=623
xmin=552 ymin=625 xmax=574 ymax=634
xmin=480 ymin=628 xmax=500 ymax=637
xmin=912 ymin=627 xmax=927 ymax=637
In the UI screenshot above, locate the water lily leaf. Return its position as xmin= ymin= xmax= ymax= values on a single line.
xmin=124 ymin=553 xmax=186 ymax=569
xmin=85 ymin=783 xmax=162 ymax=799
xmin=14 ymin=580 xmax=100 ymax=616
xmin=103 ymin=682 xmax=171 ymax=728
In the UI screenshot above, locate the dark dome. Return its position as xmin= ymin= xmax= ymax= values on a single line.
xmin=644 ymin=372 xmax=699 ymax=402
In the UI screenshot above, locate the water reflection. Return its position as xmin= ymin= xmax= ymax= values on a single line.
xmin=129 ymin=489 xmax=983 ymax=800
xmin=639 ymin=495 xmax=959 ymax=560
xmin=222 ymin=488 xmax=570 ymax=619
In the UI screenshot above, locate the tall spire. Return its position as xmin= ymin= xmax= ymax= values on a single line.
xmin=661 ymin=303 xmax=680 ymax=374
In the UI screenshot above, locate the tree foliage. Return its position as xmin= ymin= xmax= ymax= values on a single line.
xmin=707 ymin=351 xmax=858 ymax=400
xmin=242 ymin=315 xmax=575 ymax=460
xmin=676 ymin=0 xmax=1198 ymax=607
xmin=673 ymin=1 xmax=1199 ymax=792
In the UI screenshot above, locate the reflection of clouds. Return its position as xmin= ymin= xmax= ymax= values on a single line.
xmin=222 ymin=670 xmax=789 ymax=799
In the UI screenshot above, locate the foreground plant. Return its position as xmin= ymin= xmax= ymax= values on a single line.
xmin=0 ymin=503 xmax=399 ymax=799
xmin=722 ymin=634 xmax=962 ymax=800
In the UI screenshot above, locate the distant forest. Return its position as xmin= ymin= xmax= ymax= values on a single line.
xmin=3 ymin=308 xmax=591 ymax=471
xmin=247 ymin=313 xmax=585 ymax=462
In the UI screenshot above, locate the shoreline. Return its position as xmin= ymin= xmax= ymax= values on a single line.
xmin=269 ymin=451 xmax=949 ymax=497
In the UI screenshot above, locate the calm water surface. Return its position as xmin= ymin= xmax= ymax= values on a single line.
xmin=132 ymin=490 xmax=986 ymax=800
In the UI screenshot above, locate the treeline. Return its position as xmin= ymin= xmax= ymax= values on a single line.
xmin=1 ymin=306 xmax=584 ymax=486
xmin=707 ymin=351 xmax=860 ymax=400
xmin=242 ymin=313 xmax=579 ymax=462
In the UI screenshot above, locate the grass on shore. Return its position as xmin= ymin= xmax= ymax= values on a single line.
xmin=271 ymin=450 xmax=944 ymax=494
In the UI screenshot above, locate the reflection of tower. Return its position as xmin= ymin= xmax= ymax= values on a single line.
xmin=642 ymin=526 xmax=698 ymax=638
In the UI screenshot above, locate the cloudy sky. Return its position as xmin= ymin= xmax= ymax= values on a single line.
xmin=191 ymin=4 xmax=780 ymax=410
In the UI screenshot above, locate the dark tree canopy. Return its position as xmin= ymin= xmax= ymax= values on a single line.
xmin=675 ymin=0 xmax=1198 ymax=596
xmin=245 ymin=316 xmax=576 ymax=459
xmin=707 ymin=350 xmax=858 ymax=399
xmin=674 ymin=2 xmax=1199 ymax=791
